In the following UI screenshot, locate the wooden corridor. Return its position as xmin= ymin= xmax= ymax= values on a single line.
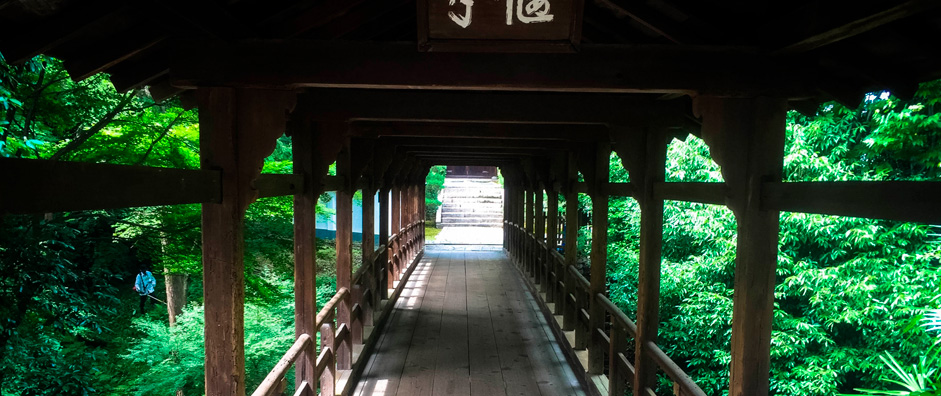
xmin=353 ymin=247 xmax=589 ymax=396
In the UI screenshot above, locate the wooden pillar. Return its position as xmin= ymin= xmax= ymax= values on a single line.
xmin=587 ymin=143 xmax=610 ymax=375
xmin=335 ymin=141 xmax=353 ymax=371
xmin=392 ymin=186 xmax=401 ymax=235
xmin=562 ymin=153 xmax=579 ymax=331
xmin=379 ymin=188 xmax=391 ymax=298
xmin=547 ymin=189 xmax=560 ymax=308
xmin=564 ymin=153 xmax=579 ymax=267
xmin=632 ymin=131 xmax=668 ymax=395
xmin=695 ymin=96 xmax=787 ymax=396
xmin=534 ymin=185 xmax=545 ymax=287
xmin=292 ymin=125 xmax=318 ymax=392
xmin=362 ymin=187 xmax=376 ymax=269
xmin=199 ymin=88 xmax=293 ymax=396
xmin=535 ymin=186 xmax=545 ymax=243
xmin=517 ymin=186 xmax=525 ymax=261
xmin=547 ymin=189 xmax=559 ymax=251
xmin=504 ymin=184 xmax=510 ymax=251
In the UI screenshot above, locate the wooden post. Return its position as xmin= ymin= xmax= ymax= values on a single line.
xmin=534 ymin=186 xmax=545 ymax=286
xmin=547 ymin=190 xmax=560 ymax=307
xmin=632 ymin=131 xmax=668 ymax=395
xmin=609 ymin=324 xmax=629 ymax=396
xmin=199 ymin=88 xmax=294 ymax=396
xmin=401 ymin=183 xmax=410 ymax=262
xmin=362 ymin=186 xmax=376 ymax=269
xmin=504 ymin=184 xmax=509 ymax=251
xmin=335 ymin=141 xmax=353 ymax=371
xmin=695 ymin=96 xmax=787 ymax=396
xmin=526 ymin=189 xmax=535 ymax=274
xmin=320 ymin=321 xmax=336 ymax=396
xmin=588 ymin=143 xmax=610 ymax=375
xmin=292 ymin=125 xmax=319 ymax=392
xmin=392 ymin=186 xmax=401 ymax=236
xmin=562 ymin=160 xmax=579 ymax=331
xmin=379 ymin=187 xmax=391 ymax=298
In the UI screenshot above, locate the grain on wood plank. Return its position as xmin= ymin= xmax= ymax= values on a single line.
xmin=395 ymin=250 xmax=449 ymax=395
xmin=352 ymin=257 xmax=434 ymax=396
xmin=466 ymin=251 xmax=509 ymax=396
xmin=488 ymin=251 xmax=545 ymax=396
xmin=500 ymin=252 xmax=582 ymax=396
xmin=432 ymin=251 xmax=472 ymax=396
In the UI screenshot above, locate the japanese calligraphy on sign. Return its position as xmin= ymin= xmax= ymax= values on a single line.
xmin=420 ymin=0 xmax=582 ymax=51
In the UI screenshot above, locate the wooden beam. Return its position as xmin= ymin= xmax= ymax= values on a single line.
xmin=151 ymin=0 xmax=255 ymax=39
xmin=0 ymin=1 xmax=127 ymax=64
xmin=358 ymin=121 xmax=610 ymax=141
xmin=591 ymin=0 xmax=687 ymax=44
xmin=762 ymin=181 xmax=941 ymax=224
xmin=774 ymin=0 xmax=941 ymax=55
xmin=262 ymin=0 xmax=370 ymax=38
xmin=0 ymin=157 xmax=219 ymax=214
xmin=298 ymin=90 xmax=688 ymax=124
xmin=107 ymin=45 xmax=170 ymax=92
xmin=307 ymin=0 xmax=411 ymax=39
xmin=654 ymin=182 xmax=727 ymax=205
xmin=256 ymin=174 xmax=304 ymax=198
xmin=606 ymin=182 xmax=634 ymax=196
xmin=62 ymin=31 xmax=166 ymax=81
xmin=378 ymin=136 xmax=594 ymax=149
xmin=170 ymin=40 xmax=812 ymax=97
xmin=148 ymin=75 xmax=188 ymax=103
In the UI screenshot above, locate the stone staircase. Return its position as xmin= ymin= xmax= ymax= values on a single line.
xmin=439 ymin=178 xmax=504 ymax=227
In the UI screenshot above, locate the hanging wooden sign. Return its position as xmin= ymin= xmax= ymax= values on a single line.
xmin=418 ymin=0 xmax=584 ymax=52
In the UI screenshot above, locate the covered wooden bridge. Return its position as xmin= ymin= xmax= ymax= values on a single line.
xmin=3 ymin=0 xmax=941 ymax=395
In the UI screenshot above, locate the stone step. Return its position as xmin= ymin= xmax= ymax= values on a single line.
xmin=442 ymin=199 xmax=503 ymax=204
xmin=442 ymin=204 xmax=503 ymax=209
xmin=441 ymin=211 xmax=503 ymax=216
xmin=440 ymin=221 xmax=504 ymax=227
xmin=441 ymin=213 xmax=503 ymax=220
xmin=442 ymin=194 xmax=504 ymax=199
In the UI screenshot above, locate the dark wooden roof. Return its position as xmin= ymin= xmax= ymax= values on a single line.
xmin=1 ymin=0 xmax=939 ymax=105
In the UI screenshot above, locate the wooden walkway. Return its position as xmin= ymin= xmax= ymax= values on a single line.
xmin=353 ymin=247 xmax=588 ymax=396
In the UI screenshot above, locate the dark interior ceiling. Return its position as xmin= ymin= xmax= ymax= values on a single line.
xmin=2 ymin=0 xmax=940 ymax=171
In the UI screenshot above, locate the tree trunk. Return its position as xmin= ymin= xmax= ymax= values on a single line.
xmin=165 ymin=272 xmax=188 ymax=326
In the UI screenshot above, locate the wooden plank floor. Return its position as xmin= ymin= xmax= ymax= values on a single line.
xmin=353 ymin=247 xmax=588 ymax=396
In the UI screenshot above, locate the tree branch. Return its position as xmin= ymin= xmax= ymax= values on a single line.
xmin=134 ymin=111 xmax=186 ymax=166
xmin=49 ymin=89 xmax=139 ymax=161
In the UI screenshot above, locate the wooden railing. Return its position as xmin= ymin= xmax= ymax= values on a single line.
xmin=505 ymin=221 xmax=705 ymax=396
xmin=251 ymin=220 xmax=425 ymax=396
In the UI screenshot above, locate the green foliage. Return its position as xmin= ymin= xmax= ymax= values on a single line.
xmin=603 ymin=82 xmax=941 ymax=396
xmin=425 ymin=226 xmax=442 ymax=243
xmin=425 ymin=165 xmax=446 ymax=221
xmin=122 ymin=298 xmax=295 ymax=395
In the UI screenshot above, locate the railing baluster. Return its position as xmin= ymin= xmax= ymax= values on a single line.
xmin=318 ymin=320 xmax=336 ymax=396
xmin=609 ymin=323 xmax=628 ymax=396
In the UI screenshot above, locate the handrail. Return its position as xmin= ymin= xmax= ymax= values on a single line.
xmin=645 ymin=341 xmax=707 ymax=396
xmin=251 ymin=217 xmax=426 ymax=396
xmin=316 ymin=287 xmax=349 ymax=330
xmin=595 ymin=293 xmax=637 ymax=337
xmin=352 ymin=244 xmax=386 ymax=286
xmin=505 ymin=219 xmax=706 ymax=396
xmin=250 ymin=333 xmax=313 ymax=396
xmin=567 ymin=265 xmax=591 ymax=291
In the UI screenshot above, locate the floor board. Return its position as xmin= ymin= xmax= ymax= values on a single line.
xmin=353 ymin=247 xmax=589 ymax=396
